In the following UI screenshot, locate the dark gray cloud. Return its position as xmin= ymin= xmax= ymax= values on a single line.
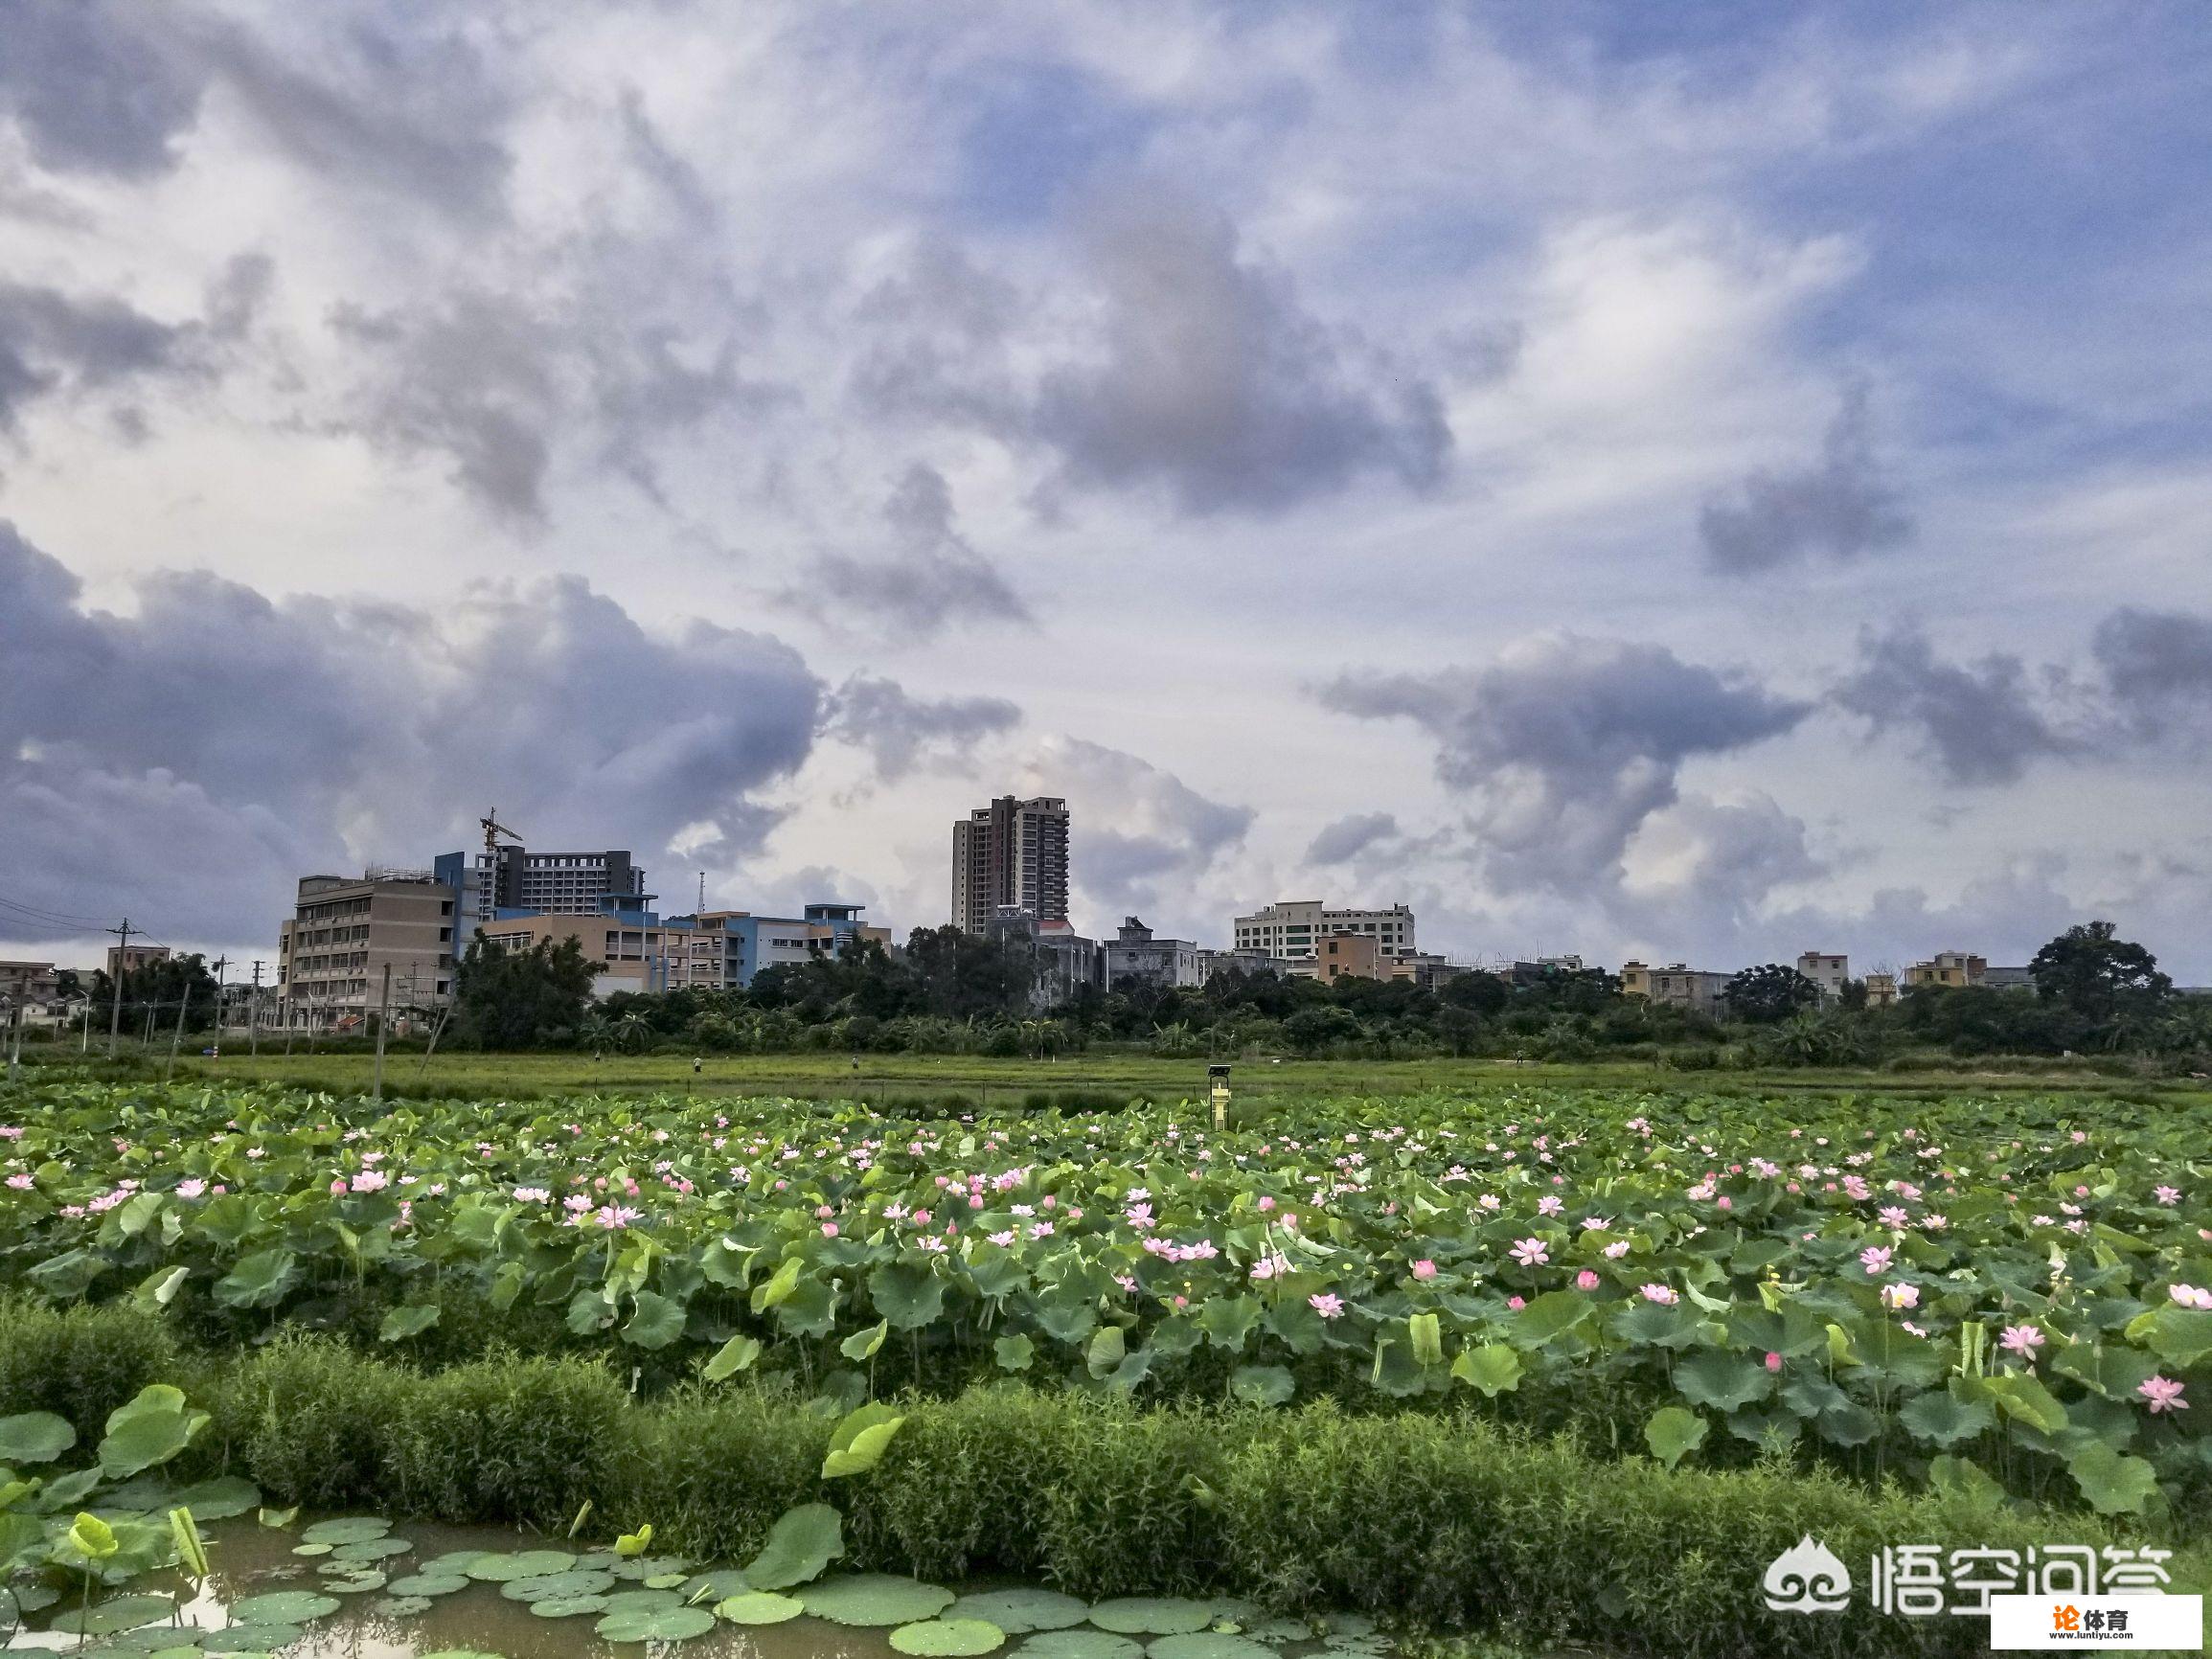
xmin=821 ymin=673 xmax=1021 ymax=782
xmin=1035 ymin=193 xmax=1450 ymax=514
xmin=0 ymin=523 xmax=821 ymax=943
xmin=1699 ymin=386 xmax=1913 ymax=576
xmin=1320 ymin=635 xmax=1811 ymax=889
xmin=795 ymin=464 xmax=1032 ymax=637
xmin=0 ymin=1 xmax=203 ymax=178
xmin=0 ymin=257 xmax=272 ymax=440
xmin=2093 ymin=606 xmax=2212 ymax=734
xmin=848 ymin=239 xmax=1027 ymax=433
xmin=1305 ymin=810 xmax=1400 ymax=865
xmin=1834 ymin=625 xmax=2071 ymax=784
xmin=329 ymin=284 xmax=787 ymax=522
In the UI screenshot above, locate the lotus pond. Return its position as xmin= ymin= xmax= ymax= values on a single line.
xmin=7 ymin=1510 xmax=1412 ymax=1659
xmin=0 ymin=1079 xmax=2206 ymax=1516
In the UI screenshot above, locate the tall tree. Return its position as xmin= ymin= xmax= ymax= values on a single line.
xmin=453 ymin=932 xmax=600 ymax=1048
xmin=1722 ymin=963 xmax=1823 ymax=1024
xmin=2029 ymin=921 xmax=2171 ymax=1022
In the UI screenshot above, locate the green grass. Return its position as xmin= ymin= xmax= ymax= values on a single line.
xmin=23 ymin=1044 xmax=2207 ymax=1109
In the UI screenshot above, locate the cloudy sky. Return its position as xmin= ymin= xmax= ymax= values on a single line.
xmin=4 ymin=0 xmax=2211 ymax=979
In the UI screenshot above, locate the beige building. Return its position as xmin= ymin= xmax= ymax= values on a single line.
xmin=105 ymin=943 xmax=171 ymax=978
xmin=1623 ymin=962 xmax=1733 ymax=1018
xmin=277 ymin=871 xmax=460 ymax=1028
xmin=480 ymin=904 xmax=891 ymax=997
xmin=1906 ymin=951 xmax=1986 ymax=989
xmin=1863 ymin=972 xmax=1899 ymax=1008
xmin=1287 ymin=931 xmax=1384 ymax=982
xmin=1390 ymin=952 xmax=1471 ymax=989
xmin=953 ymin=796 xmax=1070 ymax=933
xmin=1233 ymin=900 xmax=1416 ymax=965
xmin=1795 ymin=951 xmax=1850 ymax=1005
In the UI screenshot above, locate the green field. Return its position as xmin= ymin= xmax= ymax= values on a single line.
xmin=91 ymin=1046 xmax=2212 ymax=1110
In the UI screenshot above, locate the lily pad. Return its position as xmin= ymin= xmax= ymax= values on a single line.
xmin=600 ymin=1589 xmax=684 ymax=1617
xmin=331 ymin=1536 xmax=411 ymax=1563
xmin=377 ymin=1598 xmax=434 ymax=1619
xmin=595 ymin=1604 xmax=718 ymax=1643
xmin=642 ymin=1572 xmax=688 ymax=1590
xmin=715 ymin=1592 xmax=805 ymax=1625
xmin=802 ymin=1575 xmax=958 ymax=1627
xmin=1087 ymin=1599 xmax=1215 ymax=1636
xmin=467 ymin=1550 xmax=577 ymax=1582
xmin=1015 ymin=1634 xmax=1144 ymax=1659
xmin=202 ymin=1628 xmax=301 ymax=1653
xmin=56 ymin=1595 xmax=174 ymax=1637
xmin=949 ymin=1590 xmax=1088 ymax=1634
xmin=501 ymin=1569 xmax=616 ymax=1602
xmin=227 ymin=1593 xmax=339 ymax=1626
xmin=1152 ymin=1637 xmax=1275 ymax=1659
xmin=317 ymin=1570 xmax=387 ymax=1595
xmin=290 ymin=1545 xmax=333 ymax=1559
xmin=1242 ymin=1619 xmax=1312 ymax=1645
xmin=387 ymin=1574 xmax=470 ymax=1599
xmin=892 ymin=1619 xmax=1007 ymax=1656
xmin=299 ymin=1518 xmax=390 ymax=1547
xmin=741 ymin=1501 xmax=843 ymax=1590
xmin=531 ymin=1597 xmax=612 ymax=1620
xmin=680 ymin=1570 xmax=754 ymax=1602
xmin=417 ymin=1553 xmax=491 ymax=1578
xmin=170 ymin=1477 xmax=262 ymax=1521
xmin=608 ymin=1554 xmax=693 ymax=1581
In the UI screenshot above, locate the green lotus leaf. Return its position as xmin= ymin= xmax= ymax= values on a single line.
xmin=1013 ymin=1632 xmax=1143 ymax=1659
xmin=1643 ymin=1405 xmax=1708 ymax=1470
xmin=679 ymin=1570 xmax=753 ymax=1602
xmin=416 ymin=1552 xmax=490 ymax=1578
xmin=531 ymin=1596 xmax=611 ymax=1619
xmin=387 ymin=1574 xmax=471 ymax=1599
xmin=2068 ymin=1443 xmax=2160 ymax=1515
xmin=715 ymin=1592 xmax=805 ymax=1625
xmin=702 ymin=1334 xmax=762 ymax=1380
xmin=890 ymin=1619 xmax=1007 ymax=1656
xmin=167 ymin=1477 xmax=261 ymax=1521
xmin=212 ymin=1249 xmax=297 ymax=1311
xmin=823 ymin=1401 xmax=906 ymax=1478
xmin=201 ymin=1629 xmax=299 ymax=1653
xmin=299 ymin=1517 xmax=391 ymax=1546
xmin=801 ymin=1574 xmax=957 ymax=1626
xmin=742 ymin=1501 xmax=844 ymax=1590
xmin=54 ymin=1594 xmax=174 ymax=1636
xmin=599 ymin=1589 xmax=683 ymax=1617
xmin=947 ymin=1589 xmax=1089 ymax=1633
xmin=292 ymin=1543 xmax=332 ymax=1557
xmin=331 ymin=1536 xmax=411 ymax=1562
xmin=467 ymin=1549 xmax=578 ymax=1582
xmin=1898 ymin=1386 xmax=1995 ymax=1447
xmin=377 ymin=1305 xmax=441 ymax=1343
xmin=1150 ymin=1636 xmax=1275 ymax=1659
xmin=1086 ymin=1599 xmax=1215 ymax=1635
xmin=501 ymin=1568 xmax=616 ymax=1602
xmin=594 ymin=1604 xmax=718 ymax=1643
xmin=0 ymin=1411 xmax=75 ymax=1464
xmin=377 ymin=1597 xmax=434 ymax=1618
xmin=227 ymin=1592 xmax=340 ymax=1625
xmin=99 ymin=1385 xmax=209 ymax=1478
xmin=1449 ymin=1345 xmax=1521 ymax=1398
xmin=1228 ymin=1365 xmax=1294 ymax=1407
xmin=319 ymin=1570 xmax=388 ymax=1595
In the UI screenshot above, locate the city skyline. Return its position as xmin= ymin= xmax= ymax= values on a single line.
xmin=3 ymin=4 xmax=2211 ymax=975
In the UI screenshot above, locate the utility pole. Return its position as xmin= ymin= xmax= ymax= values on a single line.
xmin=165 ymin=975 xmax=191 ymax=1080
xmin=248 ymin=961 xmax=263 ymax=1057
xmin=209 ymin=957 xmax=227 ymax=1047
xmin=105 ymin=918 xmax=134 ymax=1058
xmin=371 ymin=963 xmax=392 ymax=1104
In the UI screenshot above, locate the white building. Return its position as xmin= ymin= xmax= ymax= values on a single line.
xmin=1104 ymin=918 xmax=1202 ymax=989
xmin=953 ymin=796 xmax=1070 ymax=934
xmin=1795 ymin=951 xmax=1850 ymax=1005
xmin=1231 ymin=899 xmax=1416 ymax=965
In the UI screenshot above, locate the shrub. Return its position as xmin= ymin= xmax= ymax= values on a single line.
xmin=0 ymin=1296 xmax=181 ymax=1444
xmin=385 ymin=1352 xmax=627 ymax=1527
xmin=218 ymin=1333 xmax=408 ymax=1509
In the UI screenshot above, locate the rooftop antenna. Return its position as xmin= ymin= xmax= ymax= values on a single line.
xmin=480 ymin=808 xmax=522 ymax=857
xmin=697 ymin=872 xmax=706 ymax=913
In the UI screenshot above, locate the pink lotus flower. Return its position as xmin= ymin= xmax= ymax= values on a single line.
xmin=1765 ymin=1352 xmax=1783 ymax=1372
xmin=1411 ymin=1259 xmax=1437 ymax=1281
xmin=2168 ymin=1283 xmax=2212 ymax=1311
xmin=821 ymin=1221 xmax=838 ymax=1238
xmin=1998 ymin=1324 xmax=2045 ymax=1360
xmin=1506 ymin=1295 xmax=1525 ymax=1311
xmin=1859 ymin=1245 xmax=1893 ymax=1275
xmin=1603 ymin=1240 xmax=1630 ymax=1259
xmin=2138 ymin=1375 xmax=2187 ymax=1414
xmin=1639 ymin=1284 xmax=1677 ymax=1306
xmin=2155 ymin=1186 xmax=2181 ymax=1205
xmin=1510 ymin=1237 xmax=1548 ymax=1267
xmin=1881 ymin=1282 xmax=1919 ymax=1310
xmin=1309 ymin=1292 xmax=1344 ymax=1320
xmin=1574 ymin=1270 xmax=1600 ymax=1291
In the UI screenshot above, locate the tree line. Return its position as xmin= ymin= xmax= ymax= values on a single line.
xmin=439 ymin=919 xmax=2212 ymax=1071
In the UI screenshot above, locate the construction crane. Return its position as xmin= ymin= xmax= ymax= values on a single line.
xmin=480 ymin=809 xmax=522 ymax=857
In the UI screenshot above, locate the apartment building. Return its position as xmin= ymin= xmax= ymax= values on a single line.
xmin=1287 ymin=931 xmax=1386 ymax=982
xmin=433 ymin=846 xmax=653 ymax=929
xmin=1231 ymin=900 xmax=1416 ymax=965
xmin=952 ymin=796 xmax=1070 ymax=933
xmin=277 ymin=871 xmax=460 ymax=1026
xmin=105 ymin=943 xmax=171 ymax=978
xmin=1906 ymin=951 xmax=1987 ymax=989
xmin=1864 ymin=972 xmax=1899 ymax=1008
xmin=1624 ymin=962 xmax=1732 ymax=1018
xmin=480 ymin=902 xmax=887 ymax=995
xmin=1103 ymin=918 xmax=1202 ymax=989
xmin=1390 ymin=953 xmax=1471 ymax=989
xmin=1796 ymin=951 xmax=1850 ymax=1005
